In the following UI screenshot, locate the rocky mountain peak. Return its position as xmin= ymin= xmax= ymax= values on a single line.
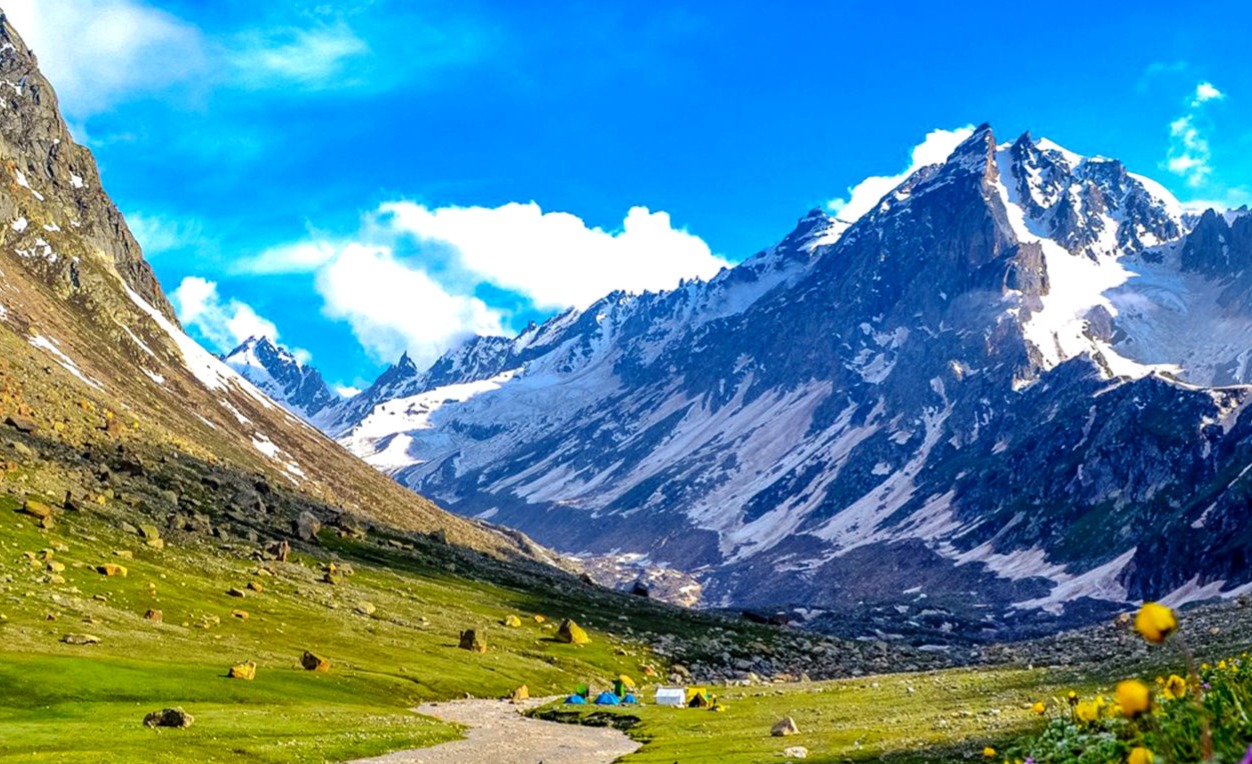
xmin=0 ymin=13 xmax=176 ymax=323
xmin=222 ymin=335 xmax=338 ymax=421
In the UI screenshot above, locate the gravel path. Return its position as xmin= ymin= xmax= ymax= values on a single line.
xmin=350 ymin=697 xmax=641 ymax=764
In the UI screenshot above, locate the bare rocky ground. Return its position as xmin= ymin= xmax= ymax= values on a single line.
xmin=351 ymin=697 xmax=641 ymax=764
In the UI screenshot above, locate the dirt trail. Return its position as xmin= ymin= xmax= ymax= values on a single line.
xmin=350 ymin=697 xmax=641 ymax=764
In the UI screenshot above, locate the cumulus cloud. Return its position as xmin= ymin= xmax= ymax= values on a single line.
xmin=315 ymin=243 xmax=509 ymax=365
xmin=1166 ymin=82 xmax=1226 ymax=188
xmin=827 ymin=126 xmax=975 ymax=225
xmin=334 ymin=385 xmax=363 ymax=398
xmin=4 ymin=0 xmax=206 ymax=117
xmin=170 ymin=276 xmax=279 ymax=353
xmin=380 ymin=202 xmax=729 ymax=310
xmin=239 ymin=201 xmax=725 ymax=364
xmin=228 ymin=22 xmax=369 ymax=90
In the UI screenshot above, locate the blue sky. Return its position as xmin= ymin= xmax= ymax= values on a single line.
xmin=10 ymin=1 xmax=1252 ymax=393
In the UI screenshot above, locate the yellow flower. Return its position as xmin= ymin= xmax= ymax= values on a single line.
xmin=1075 ymin=701 xmax=1099 ymax=723
xmin=983 ymin=746 xmax=997 ymax=758
xmin=1032 ymin=701 xmax=1046 ymax=715
xmin=1163 ymin=674 xmax=1187 ymax=700
xmin=1128 ymin=747 xmax=1155 ymax=764
xmin=1066 ymin=690 xmax=1079 ymax=706
xmin=1094 ymin=694 xmax=1107 ymax=709
xmin=1116 ymin=679 xmax=1152 ymax=718
xmin=1134 ymin=602 xmax=1176 ymax=644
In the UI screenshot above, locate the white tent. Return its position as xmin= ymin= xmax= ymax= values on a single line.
xmin=655 ymin=687 xmax=686 ymax=707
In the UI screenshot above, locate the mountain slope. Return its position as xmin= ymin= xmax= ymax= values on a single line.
xmin=330 ymin=126 xmax=1252 ymax=635
xmin=222 ymin=335 xmax=340 ymax=421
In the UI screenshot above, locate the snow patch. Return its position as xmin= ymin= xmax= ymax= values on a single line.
xmin=28 ymin=334 xmax=102 ymax=389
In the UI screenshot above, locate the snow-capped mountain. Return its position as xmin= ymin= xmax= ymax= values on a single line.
xmin=325 ymin=126 xmax=1252 ymax=634
xmin=222 ymin=336 xmax=339 ymax=421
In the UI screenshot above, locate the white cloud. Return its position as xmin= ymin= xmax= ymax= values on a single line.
xmin=826 ymin=126 xmax=975 ymax=225
xmin=315 ymin=243 xmax=508 ymax=365
xmin=238 ymin=201 xmax=726 ymax=364
xmin=380 ymin=202 xmax=729 ymax=310
xmin=1167 ymin=81 xmax=1226 ymax=188
xmin=1193 ymin=81 xmax=1225 ymax=105
xmin=228 ymin=22 xmax=369 ymax=89
xmin=125 ymin=211 xmax=204 ymax=255
xmin=171 ymin=276 xmax=279 ymax=353
xmin=4 ymin=0 xmax=206 ymax=117
xmin=334 ymin=385 xmax=362 ymax=398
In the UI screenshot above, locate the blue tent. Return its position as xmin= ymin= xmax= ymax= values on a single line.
xmin=622 ymin=693 xmax=639 ymax=705
xmin=594 ymin=691 xmax=621 ymax=705
xmin=564 ymin=694 xmax=587 ymax=704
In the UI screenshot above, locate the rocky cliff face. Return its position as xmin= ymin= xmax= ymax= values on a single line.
xmin=325 ymin=125 xmax=1252 ymax=636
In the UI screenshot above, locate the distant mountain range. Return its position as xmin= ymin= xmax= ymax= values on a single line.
xmin=243 ymin=125 xmax=1252 ymax=635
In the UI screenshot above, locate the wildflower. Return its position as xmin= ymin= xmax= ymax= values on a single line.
xmin=1128 ymin=748 xmax=1155 ymax=764
xmin=1031 ymin=701 xmax=1046 ymax=715
xmin=983 ymin=746 xmax=996 ymax=758
xmin=1134 ymin=602 xmax=1177 ymax=644
xmin=1075 ymin=700 xmax=1099 ymax=723
xmin=1115 ymin=679 xmax=1152 ymax=718
xmin=1066 ymin=690 xmax=1079 ymax=706
xmin=1240 ymin=744 xmax=1252 ymax=764
xmin=1163 ymin=674 xmax=1187 ymax=700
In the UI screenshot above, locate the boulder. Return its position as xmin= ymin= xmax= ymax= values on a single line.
xmin=355 ymin=602 xmax=376 ymax=616
xmin=144 ymin=609 xmax=163 ymax=623
xmin=97 ymin=564 xmax=128 ymax=577
xmin=771 ymin=717 xmax=800 ymax=737
xmin=138 ymin=524 xmax=160 ymax=541
xmin=783 ymin=746 xmax=808 ymax=759
xmin=458 ymin=629 xmax=488 ymax=653
xmin=143 ymin=707 xmax=194 ymax=728
xmin=61 ymin=633 xmax=101 ymax=645
xmin=509 ymin=684 xmax=529 ymax=701
xmin=301 ymin=650 xmax=330 ymax=671
xmin=502 ymin=614 xmax=522 ymax=628
xmin=227 ymin=587 xmax=246 ymax=598
xmin=231 ymin=610 xmax=249 ymax=620
xmin=557 ymin=619 xmax=590 ymax=645
xmin=630 ymin=580 xmax=650 ymax=598
xmin=228 ymin=661 xmax=256 ymax=680
xmin=246 ymin=581 xmax=265 ymax=593
xmin=295 ymin=512 xmax=321 ymax=541
xmin=19 ymin=499 xmax=54 ymax=520
xmin=5 ymin=414 xmax=37 ymax=433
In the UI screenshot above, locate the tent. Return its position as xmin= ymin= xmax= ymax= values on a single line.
xmin=687 ymin=688 xmax=711 ymax=709
xmin=564 ymin=694 xmax=587 ymax=704
xmin=655 ymin=687 xmax=685 ymax=707
xmin=622 ymin=692 xmax=639 ymax=705
xmin=594 ymin=691 xmax=622 ymax=706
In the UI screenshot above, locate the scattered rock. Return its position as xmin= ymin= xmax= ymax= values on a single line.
xmin=19 ymin=499 xmax=54 ymax=521
xmin=771 ymin=717 xmax=799 ymax=737
xmin=630 ymin=580 xmax=650 ymax=598
xmin=228 ymin=661 xmax=256 ymax=680
xmin=458 ymin=629 xmax=488 ymax=653
xmin=355 ymin=602 xmax=376 ymax=616
xmin=301 ymin=650 xmax=330 ymax=671
xmin=144 ymin=609 xmax=163 ymax=623
xmin=295 ymin=512 xmax=321 ymax=542
xmin=227 ymin=587 xmax=246 ymax=598
xmin=246 ymin=581 xmax=264 ymax=593
xmin=143 ymin=707 xmax=194 ymax=728
xmin=138 ymin=524 xmax=160 ymax=541
xmin=61 ymin=633 xmax=101 ymax=645
xmin=502 ymin=614 xmax=522 ymax=628
xmin=269 ymin=540 xmax=290 ymax=562
xmin=231 ymin=610 xmax=249 ymax=620
xmin=557 ymin=619 xmax=590 ymax=645
xmin=96 ymin=564 xmax=127 ymax=577
xmin=5 ymin=414 xmax=37 ymax=433
xmin=783 ymin=745 xmax=808 ymax=759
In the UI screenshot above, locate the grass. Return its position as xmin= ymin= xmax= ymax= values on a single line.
xmin=0 ymin=500 xmax=700 ymax=761
xmin=538 ymin=666 xmax=1088 ymax=763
